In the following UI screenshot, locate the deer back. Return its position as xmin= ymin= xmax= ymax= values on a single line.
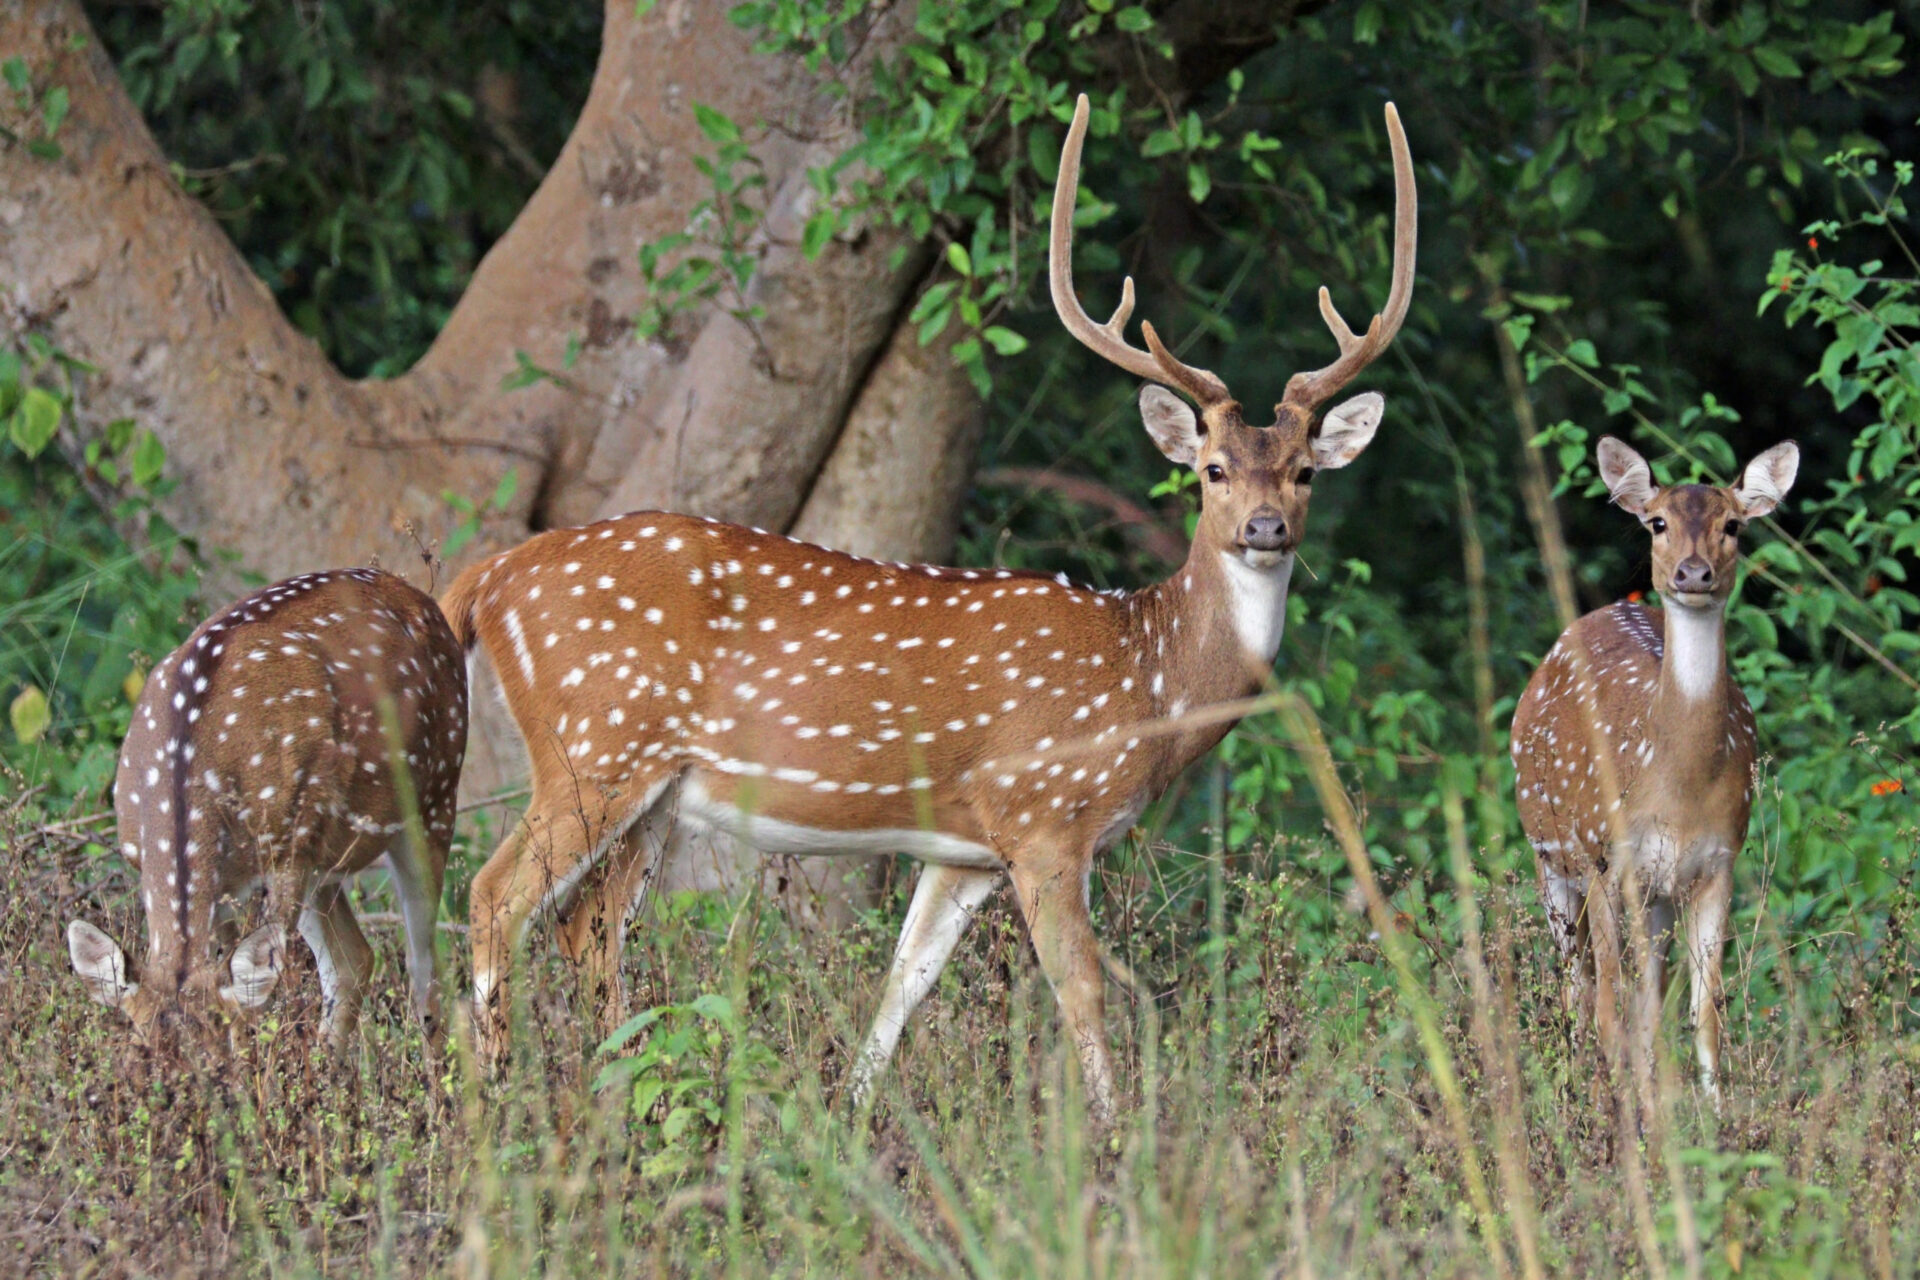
xmin=447 ymin=514 xmax=1233 ymax=859
xmin=112 ymin=568 xmax=468 ymax=1000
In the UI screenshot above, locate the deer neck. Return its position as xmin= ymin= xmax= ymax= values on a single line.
xmin=1650 ymin=601 xmax=1731 ymax=767
xmin=1133 ymin=541 xmax=1294 ymax=716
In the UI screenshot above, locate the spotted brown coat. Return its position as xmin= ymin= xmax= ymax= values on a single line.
xmin=1511 ymin=437 xmax=1798 ymax=1103
xmin=445 ymin=92 xmax=1419 ymax=1118
xmin=68 ymin=569 xmax=468 ymax=1051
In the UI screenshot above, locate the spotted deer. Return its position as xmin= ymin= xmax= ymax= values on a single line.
xmin=1511 ymin=438 xmax=1798 ymax=1102
xmin=440 ymin=93 xmax=1415 ymax=1116
xmin=67 ymin=569 xmax=469 ymax=1052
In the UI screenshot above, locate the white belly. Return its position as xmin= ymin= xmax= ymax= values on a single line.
xmin=676 ymin=776 xmax=1007 ymax=870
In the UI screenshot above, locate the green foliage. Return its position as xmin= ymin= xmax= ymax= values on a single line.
xmin=91 ymin=0 xmax=599 ymax=376
xmin=594 ymin=977 xmax=793 ymax=1180
xmin=0 ymin=50 xmax=75 ymax=159
xmin=631 ymin=102 xmax=772 ymax=346
xmin=0 ymin=337 xmax=194 ymax=809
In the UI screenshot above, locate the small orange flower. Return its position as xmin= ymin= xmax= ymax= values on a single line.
xmin=1626 ymin=590 xmax=1645 ymax=603
xmin=1871 ymin=779 xmax=1904 ymax=797
xmin=1808 ymin=236 xmax=1819 ymax=250
xmin=1778 ymin=277 xmax=1794 ymax=291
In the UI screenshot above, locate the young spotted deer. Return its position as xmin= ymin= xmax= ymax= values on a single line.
xmin=67 ymin=569 xmax=468 ymax=1052
xmin=440 ymin=92 xmax=1416 ymax=1116
xmin=1512 ymin=438 xmax=1798 ymax=1102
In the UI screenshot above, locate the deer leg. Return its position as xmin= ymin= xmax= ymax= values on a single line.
xmin=1537 ymin=858 xmax=1592 ymax=1027
xmin=1583 ymin=881 xmax=1631 ymax=1123
xmin=1683 ymin=868 xmax=1732 ymax=1106
xmin=555 ymin=806 xmax=672 ymax=1036
xmin=299 ymin=881 xmax=375 ymax=1053
xmin=386 ymin=831 xmax=449 ymax=1042
xmin=848 ymin=863 xmax=1001 ymax=1106
xmin=1009 ymin=857 xmax=1114 ymax=1124
xmin=1625 ymin=895 xmax=1675 ymax=1109
xmin=468 ymin=772 xmax=670 ymax=1063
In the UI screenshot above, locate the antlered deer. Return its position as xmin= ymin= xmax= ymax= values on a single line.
xmin=441 ymin=93 xmax=1416 ymax=1116
xmin=67 ymin=569 xmax=468 ymax=1051
xmin=1511 ymin=437 xmax=1798 ymax=1102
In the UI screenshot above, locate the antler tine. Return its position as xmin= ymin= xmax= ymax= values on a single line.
xmin=1104 ymin=275 xmax=1136 ymax=336
xmin=1316 ymin=287 xmax=1366 ymax=355
xmin=1283 ymin=101 xmax=1419 ymax=410
xmin=1050 ymin=93 xmax=1230 ymax=407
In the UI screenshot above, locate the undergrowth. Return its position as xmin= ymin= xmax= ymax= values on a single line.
xmin=4 ymin=792 xmax=1917 ymax=1277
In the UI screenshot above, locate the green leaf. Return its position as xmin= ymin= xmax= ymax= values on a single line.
xmin=689 ymin=992 xmax=735 ymax=1024
xmin=1 ymin=57 xmax=28 ymax=96
xmin=945 ymin=242 xmax=972 ymax=277
xmin=692 ymin=102 xmax=741 ymax=144
xmin=1564 ymin=339 xmax=1600 ymax=368
xmin=41 ymin=85 xmax=68 ymax=136
xmin=1548 ymin=163 xmax=1584 ymax=213
xmin=1187 ymin=161 xmax=1212 ymax=204
xmin=10 ymin=386 xmax=61 ymax=459
xmin=129 ymin=428 xmax=166 ymax=487
xmin=907 ymin=281 xmax=956 ymax=325
xmin=489 ymin=467 xmax=519 ymax=511
xmin=303 ymin=58 xmax=332 ymax=109
xmin=1751 ymin=45 xmax=1803 ymax=78
xmin=1114 ymin=6 xmax=1153 ymax=32
xmin=982 ymin=326 xmax=1028 ymax=356
xmin=598 ymin=1006 xmax=667 ymax=1056
xmin=801 ymin=209 xmax=835 ymax=259
xmin=11 ymin=685 xmax=50 ymax=745
xmin=1141 ymin=129 xmax=1183 ymax=159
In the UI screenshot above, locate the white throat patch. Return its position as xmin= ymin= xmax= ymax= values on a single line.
xmin=1218 ymin=551 xmax=1294 ymax=664
xmin=1665 ymin=602 xmax=1725 ymax=701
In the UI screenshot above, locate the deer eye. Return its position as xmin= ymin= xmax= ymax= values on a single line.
xmin=1648 ymin=517 xmax=1668 ymax=535
xmin=1296 ymin=467 xmax=1316 ymax=486
xmin=1724 ymin=519 xmax=1743 ymax=537
xmin=1205 ymin=464 xmax=1226 ymax=484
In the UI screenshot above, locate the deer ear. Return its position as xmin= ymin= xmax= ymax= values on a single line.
xmin=1139 ymin=385 xmax=1201 ymax=466
xmin=1597 ymin=437 xmax=1656 ymax=515
xmin=1312 ymin=393 xmax=1385 ymax=470
xmin=1735 ymin=441 xmax=1799 ymax=518
xmin=220 ymin=924 xmax=286 ymax=1010
xmin=69 ymin=920 xmax=137 ymax=1009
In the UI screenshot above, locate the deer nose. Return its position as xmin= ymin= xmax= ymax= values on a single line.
xmin=1671 ymin=556 xmax=1714 ymax=593
xmin=1242 ymin=509 xmax=1288 ymax=552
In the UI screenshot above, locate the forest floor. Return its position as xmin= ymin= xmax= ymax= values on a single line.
xmin=2 ymin=801 xmax=1917 ymax=1279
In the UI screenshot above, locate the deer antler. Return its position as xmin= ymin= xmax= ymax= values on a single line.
xmin=1050 ymin=94 xmax=1231 ymax=407
xmin=1281 ymin=102 xmax=1418 ymax=411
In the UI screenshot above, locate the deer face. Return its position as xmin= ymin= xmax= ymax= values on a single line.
xmin=1598 ymin=437 xmax=1800 ymax=609
xmin=1139 ymin=389 xmax=1385 ymax=567
xmin=68 ymin=918 xmax=286 ymax=1047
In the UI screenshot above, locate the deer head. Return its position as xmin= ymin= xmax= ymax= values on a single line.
xmin=1050 ymin=93 xmax=1416 ymax=570
xmin=68 ymin=917 xmax=288 ymax=1047
xmin=1597 ymin=437 xmax=1800 ymax=608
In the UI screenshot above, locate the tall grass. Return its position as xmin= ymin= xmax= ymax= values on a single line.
xmin=5 ymin=785 xmax=1916 ymax=1277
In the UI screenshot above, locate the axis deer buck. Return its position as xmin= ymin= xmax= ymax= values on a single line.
xmin=67 ymin=569 xmax=469 ymax=1052
xmin=440 ymin=92 xmax=1416 ymax=1116
xmin=1511 ymin=437 xmax=1798 ymax=1104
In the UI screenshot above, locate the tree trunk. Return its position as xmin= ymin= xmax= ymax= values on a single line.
xmin=1 ymin=0 xmax=1308 ymax=918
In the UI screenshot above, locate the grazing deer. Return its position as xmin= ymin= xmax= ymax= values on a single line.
xmin=67 ymin=569 xmax=468 ymax=1052
xmin=440 ymin=92 xmax=1415 ymax=1116
xmin=1511 ymin=437 xmax=1798 ymax=1102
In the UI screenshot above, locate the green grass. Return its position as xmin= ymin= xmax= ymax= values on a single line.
xmin=6 ymin=792 xmax=1918 ymax=1278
